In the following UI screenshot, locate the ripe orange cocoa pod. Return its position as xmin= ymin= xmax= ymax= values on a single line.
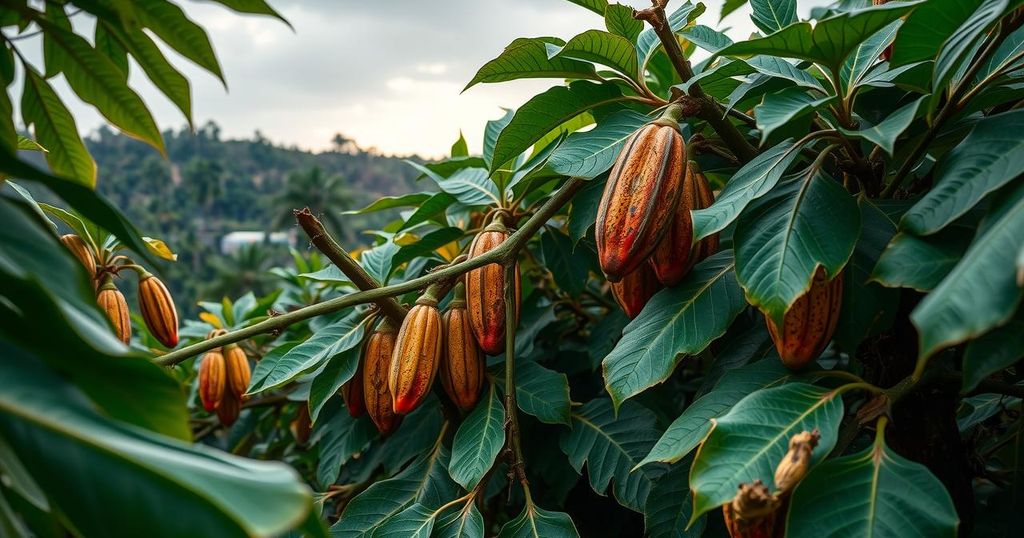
xmin=199 ymin=349 xmax=226 ymax=412
xmin=138 ymin=272 xmax=179 ymax=348
xmin=364 ymin=318 xmax=402 ymax=435
xmin=596 ymin=105 xmax=687 ymax=281
xmin=611 ymin=263 xmax=662 ymax=319
xmin=223 ymin=343 xmax=251 ymax=399
xmin=440 ymin=284 xmax=485 ymax=411
xmin=649 ymin=164 xmax=718 ymax=286
xmin=342 ymin=351 xmax=367 ymax=418
xmin=60 ymin=234 xmax=97 ymax=286
xmin=465 ymin=216 xmax=520 ymax=355
xmin=389 ymin=295 xmax=443 ymax=415
xmin=722 ymin=480 xmax=779 ymax=538
xmin=766 ymin=267 xmax=843 ymax=370
xmin=774 ymin=429 xmax=821 ymax=494
xmin=97 ymin=279 xmax=131 ymax=344
xmin=216 ymin=392 xmax=241 ymax=427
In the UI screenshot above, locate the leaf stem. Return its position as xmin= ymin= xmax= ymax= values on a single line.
xmin=503 ymin=260 xmax=530 ymax=493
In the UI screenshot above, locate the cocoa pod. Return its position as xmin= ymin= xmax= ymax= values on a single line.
xmin=291 ymin=402 xmax=312 ymax=445
xmin=722 ymin=480 xmax=779 ymax=538
xmin=596 ymin=105 xmax=686 ymax=281
xmin=342 ymin=350 xmax=367 ymax=418
xmin=138 ymin=273 xmax=179 ymax=348
xmin=216 ymin=392 xmax=241 ymax=427
xmin=465 ymin=216 xmax=520 ymax=355
xmin=766 ymin=267 xmax=843 ymax=370
xmin=97 ymin=279 xmax=131 ymax=344
xmin=60 ymin=234 xmax=96 ymax=286
xmin=364 ymin=318 xmax=402 ymax=435
xmin=774 ymin=429 xmax=821 ymax=494
xmin=649 ymin=164 xmax=718 ymax=286
xmin=440 ymin=284 xmax=485 ymax=411
xmin=611 ymin=263 xmax=662 ymax=319
xmin=199 ymin=348 xmax=226 ymax=412
xmin=223 ymin=343 xmax=251 ymax=399
xmin=389 ymin=296 xmax=443 ymax=415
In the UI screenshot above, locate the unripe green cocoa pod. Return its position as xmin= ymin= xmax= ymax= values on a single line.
xmin=649 ymin=164 xmax=718 ymax=286
xmin=596 ymin=105 xmax=687 ymax=281
xmin=60 ymin=234 xmax=96 ymax=287
xmin=223 ymin=343 xmax=251 ymax=399
xmin=774 ymin=429 xmax=820 ymax=494
xmin=199 ymin=348 xmax=226 ymax=412
xmin=364 ymin=318 xmax=402 ymax=435
xmin=722 ymin=480 xmax=779 ymax=538
xmin=216 ymin=392 xmax=241 ymax=427
xmin=97 ymin=279 xmax=131 ymax=344
xmin=389 ymin=297 xmax=443 ymax=415
xmin=766 ymin=267 xmax=843 ymax=370
xmin=138 ymin=272 xmax=179 ymax=348
xmin=440 ymin=284 xmax=485 ymax=411
xmin=466 ymin=217 xmax=520 ymax=355
xmin=611 ymin=263 xmax=662 ymax=319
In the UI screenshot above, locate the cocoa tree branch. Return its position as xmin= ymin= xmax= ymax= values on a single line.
xmin=154 ymin=178 xmax=586 ymax=366
xmin=503 ymin=261 xmax=529 ymax=489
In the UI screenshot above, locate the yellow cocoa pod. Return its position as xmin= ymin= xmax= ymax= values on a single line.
xmin=722 ymin=480 xmax=778 ymax=538
xmin=766 ymin=267 xmax=844 ymax=370
xmin=440 ymin=284 xmax=484 ymax=411
xmin=465 ymin=217 xmax=520 ymax=355
xmin=199 ymin=349 xmax=226 ymax=412
xmin=596 ymin=105 xmax=687 ymax=281
xmin=223 ymin=343 xmax=251 ymax=399
xmin=389 ymin=297 xmax=442 ymax=415
xmin=217 ymin=392 xmax=241 ymax=427
xmin=611 ymin=263 xmax=662 ymax=319
xmin=649 ymin=164 xmax=718 ymax=286
xmin=364 ymin=318 xmax=402 ymax=435
xmin=138 ymin=272 xmax=179 ymax=348
xmin=60 ymin=234 xmax=96 ymax=287
xmin=774 ymin=429 xmax=821 ymax=494
xmin=97 ymin=279 xmax=131 ymax=344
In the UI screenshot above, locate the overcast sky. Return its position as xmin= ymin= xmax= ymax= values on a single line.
xmin=15 ymin=0 xmax=832 ymax=158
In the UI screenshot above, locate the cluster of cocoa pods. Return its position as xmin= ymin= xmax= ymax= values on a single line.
xmin=343 ymin=215 xmax=518 ymax=435
xmin=596 ymin=105 xmax=719 ymax=319
xmin=61 ymin=233 xmax=180 ymax=348
xmin=722 ymin=429 xmax=820 ymax=538
xmin=198 ymin=329 xmax=252 ymax=426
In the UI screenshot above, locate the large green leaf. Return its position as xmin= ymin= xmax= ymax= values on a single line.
xmin=541 ymin=227 xmax=590 ymax=297
xmin=396 ymin=193 xmax=456 ymax=231
xmin=484 ymin=109 xmax=515 ymax=169
xmin=465 ymin=37 xmax=599 ymax=90
xmin=308 ymin=344 xmax=364 ymax=423
xmin=448 ymin=382 xmax=505 ymax=490
xmin=841 ymin=95 xmax=926 ymax=156
xmin=689 ymin=383 xmax=844 ymax=520
xmin=343 ymin=193 xmax=432 ymax=215
xmin=602 ymin=251 xmax=748 ymax=408
xmin=870 ymin=224 xmax=974 ymax=292
xmin=568 ymin=175 xmax=605 ymax=245
xmin=933 ymin=0 xmax=1008 ymax=94
xmin=496 ymin=503 xmax=579 ymax=538
xmin=315 ymin=406 xmax=376 ymax=488
xmin=890 ymin=0 xmax=983 ymax=67
xmin=902 ymin=110 xmax=1024 ymax=235
xmin=547 ymin=29 xmax=639 ymax=81
xmin=567 ymin=0 xmax=608 ymax=16
xmin=435 ymin=502 xmax=484 ymax=538
xmin=735 ymin=173 xmax=860 ymax=325
xmin=785 ymin=427 xmax=959 ymax=537
xmin=840 ymin=20 xmax=902 ymax=94
xmin=750 ymin=0 xmax=796 ymax=35
xmin=961 ymin=316 xmax=1024 ymax=391
xmin=605 ymin=3 xmax=643 ymax=42
xmin=0 ymin=346 xmax=313 ymax=538
xmin=406 ymin=162 xmax=500 ymax=207
xmin=911 ymin=181 xmax=1024 ymax=359
xmin=514 ymin=359 xmax=571 ymax=426
xmin=754 ymin=87 xmax=834 ymax=141
xmin=209 ymin=0 xmax=290 ymax=24
xmin=547 ymin=109 xmax=648 ymax=179
xmin=134 ymin=0 xmax=225 ymax=83
xmin=644 ymin=463 xmax=706 ymax=538
xmin=382 ymin=399 xmax=445 ymax=475
xmin=636 ymin=2 xmax=704 ymax=72
xmin=104 ymin=21 xmax=193 ymax=126
xmin=560 ymin=399 xmax=665 ymax=512
xmin=372 ymin=504 xmax=436 ymax=538
xmin=248 ymin=312 xmax=365 ymax=394
xmin=20 ymin=69 xmax=96 ymax=188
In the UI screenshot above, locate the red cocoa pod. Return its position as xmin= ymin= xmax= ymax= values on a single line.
xmin=774 ymin=429 xmax=821 ymax=494
xmin=440 ymin=284 xmax=485 ymax=411
xmin=596 ymin=105 xmax=687 ymax=281
xmin=611 ymin=263 xmax=662 ymax=319
xmin=364 ymin=318 xmax=402 ymax=435
xmin=649 ymin=164 xmax=718 ymax=286
xmin=466 ymin=217 xmax=520 ymax=355
xmin=766 ymin=267 xmax=844 ymax=370
xmin=722 ymin=480 xmax=779 ymax=538
xmin=216 ymin=392 xmax=241 ymax=427
xmin=342 ymin=350 xmax=367 ymax=418
xmin=97 ymin=279 xmax=131 ymax=344
xmin=137 ymin=273 xmax=179 ymax=348
xmin=60 ymin=234 xmax=96 ymax=287
xmin=199 ymin=348 xmax=226 ymax=412
xmin=223 ymin=343 xmax=251 ymax=399
xmin=389 ymin=296 xmax=443 ymax=415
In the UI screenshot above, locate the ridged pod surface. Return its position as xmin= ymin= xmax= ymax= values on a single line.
xmin=217 ymin=392 xmax=241 ymax=427
xmin=611 ymin=263 xmax=662 ymax=319
xmin=342 ymin=351 xmax=366 ymax=418
xmin=97 ymin=280 xmax=131 ymax=344
xmin=199 ymin=349 xmax=226 ymax=412
xmin=389 ymin=299 xmax=442 ymax=415
xmin=466 ymin=218 xmax=520 ymax=355
xmin=649 ymin=165 xmax=719 ymax=286
xmin=223 ymin=343 xmax=251 ymax=399
xmin=766 ymin=268 xmax=844 ymax=370
xmin=138 ymin=273 xmax=179 ymax=348
xmin=60 ymin=234 xmax=96 ymax=285
xmin=722 ymin=480 xmax=778 ymax=538
xmin=440 ymin=286 xmax=484 ymax=411
xmin=596 ymin=106 xmax=687 ymax=281
xmin=364 ymin=319 xmax=401 ymax=435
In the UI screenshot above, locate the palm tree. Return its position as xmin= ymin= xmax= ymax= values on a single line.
xmin=271 ymin=166 xmax=349 ymax=237
xmin=203 ymin=243 xmax=275 ymax=300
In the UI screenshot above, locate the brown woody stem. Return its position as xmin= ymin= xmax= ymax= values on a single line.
xmin=503 ymin=261 xmax=529 ymax=489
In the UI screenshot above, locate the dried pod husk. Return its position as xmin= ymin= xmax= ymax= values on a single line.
xmin=342 ymin=350 xmax=367 ymax=418
xmin=138 ymin=273 xmax=179 ymax=348
xmin=199 ymin=349 xmax=226 ymax=412
xmin=216 ymin=392 xmax=241 ymax=427
xmin=766 ymin=267 xmax=844 ymax=370
xmin=60 ymin=234 xmax=96 ymax=286
xmin=97 ymin=279 xmax=131 ymax=344
xmin=649 ymin=165 xmax=718 ymax=286
xmin=223 ymin=343 xmax=251 ymax=400
xmin=466 ymin=217 xmax=520 ymax=355
xmin=364 ymin=318 xmax=402 ymax=435
xmin=722 ymin=480 xmax=779 ymax=538
xmin=596 ymin=105 xmax=687 ymax=281
xmin=774 ymin=429 xmax=821 ymax=494
xmin=611 ymin=263 xmax=662 ymax=319
xmin=389 ymin=298 xmax=443 ymax=415
xmin=440 ymin=285 xmax=485 ymax=411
